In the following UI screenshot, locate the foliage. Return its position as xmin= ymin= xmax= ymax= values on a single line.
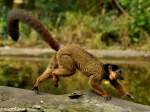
xmin=119 ymin=0 xmax=150 ymax=43
xmin=0 ymin=0 xmax=150 ymax=49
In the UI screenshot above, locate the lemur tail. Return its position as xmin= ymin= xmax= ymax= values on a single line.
xmin=8 ymin=9 xmax=60 ymax=51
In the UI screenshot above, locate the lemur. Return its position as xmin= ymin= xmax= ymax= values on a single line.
xmin=8 ymin=9 xmax=134 ymax=101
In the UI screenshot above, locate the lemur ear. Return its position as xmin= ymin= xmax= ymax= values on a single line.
xmin=108 ymin=65 xmax=112 ymax=71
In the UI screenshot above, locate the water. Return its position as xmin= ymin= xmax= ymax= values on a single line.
xmin=0 ymin=57 xmax=150 ymax=105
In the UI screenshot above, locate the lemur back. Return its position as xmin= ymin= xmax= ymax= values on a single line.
xmin=57 ymin=44 xmax=103 ymax=76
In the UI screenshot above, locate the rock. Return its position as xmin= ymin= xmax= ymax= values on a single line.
xmin=0 ymin=86 xmax=150 ymax=112
xmin=32 ymin=105 xmax=41 ymax=109
xmin=68 ymin=90 xmax=83 ymax=99
xmin=0 ymin=107 xmax=27 ymax=112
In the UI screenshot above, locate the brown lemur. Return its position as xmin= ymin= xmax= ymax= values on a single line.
xmin=8 ymin=9 xmax=134 ymax=100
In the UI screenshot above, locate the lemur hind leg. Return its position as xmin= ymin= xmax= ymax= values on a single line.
xmin=52 ymin=54 xmax=76 ymax=77
xmin=32 ymin=67 xmax=53 ymax=94
xmin=51 ymin=54 xmax=76 ymax=87
xmin=47 ymin=54 xmax=76 ymax=87
xmin=52 ymin=75 xmax=59 ymax=87
xmin=48 ymin=54 xmax=60 ymax=87
xmin=33 ymin=55 xmax=59 ymax=93
xmin=33 ymin=54 xmax=76 ymax=93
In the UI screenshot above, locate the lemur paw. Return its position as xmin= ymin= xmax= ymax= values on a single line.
xmin=124 ymin=93 xmax=135 ymax=100
xmin=32 ymin=86 xmax=39 ymax=94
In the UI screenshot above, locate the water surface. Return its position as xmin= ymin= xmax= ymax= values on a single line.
xmin=0 ymin=57 xmax=150 ymax=105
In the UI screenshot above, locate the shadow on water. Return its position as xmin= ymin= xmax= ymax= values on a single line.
xmin=0 ymin=57 xmax=150 ymax=105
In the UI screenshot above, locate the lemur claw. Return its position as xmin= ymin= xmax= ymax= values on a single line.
xmin=103 ymin=95 xmax=112 ymax=101
xmin=32 ymin=86 xmax=39 ymax=94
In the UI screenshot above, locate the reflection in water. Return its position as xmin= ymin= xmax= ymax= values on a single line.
xmin=0 ymin=57 xmax=150 ymax=105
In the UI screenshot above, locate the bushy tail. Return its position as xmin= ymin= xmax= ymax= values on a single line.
xmin=8 ymin=9 xmax=60 ymax=51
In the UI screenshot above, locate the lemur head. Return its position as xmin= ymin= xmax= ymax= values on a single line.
xmin=104 ymin=64 xmax=124 ymax=80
